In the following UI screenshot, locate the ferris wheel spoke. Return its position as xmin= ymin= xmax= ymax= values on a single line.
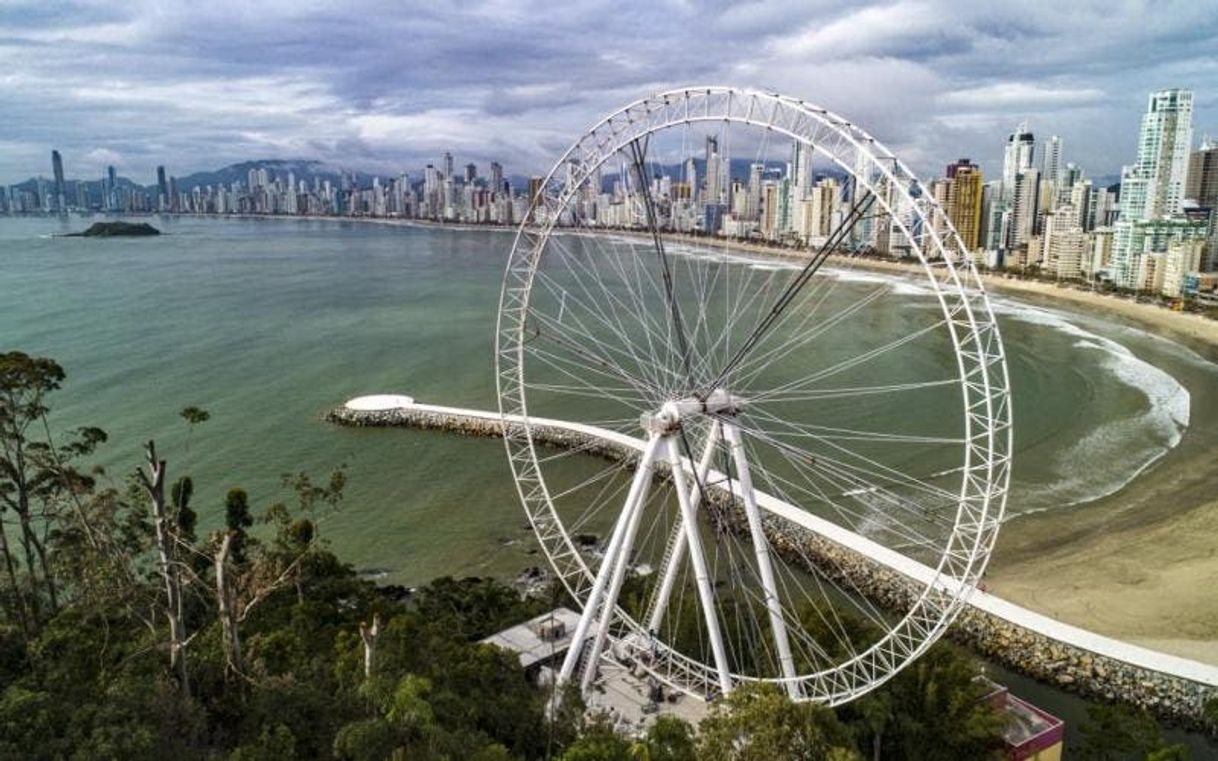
xmin=543 ymin=233 xmax=677 ymax=391
xmin=747 ymin=318 xmax=948 ymax=402
xmin=702 ymin=190 xmax=876 ymax=396
xmin=627 ymin=137 xmax=694 ymax=385
xmin=754 ymin=378 xmax=958 ymax=403
xmin=749 ymin=431 xmax=951 ymax=551
xmin=739 ymin=435 xmax=895 ymax=631
xmin=531 ymin=264 xmax=672 ymax=394
xmin=729 ymin=407 xmax=961 ymax=510
xmin=727 ymin=282 xmax=891 ymax=393
xmin=522 ymin=339 xmax=654 ymax=408
xmin=579 ymin=233 xmax=688 ymax=394
xmin=526 ymin=297 xmax=668 ymax=396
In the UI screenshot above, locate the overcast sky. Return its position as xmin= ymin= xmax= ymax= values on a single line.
xmin=1 ymin=0 xmax=1215 ymax=185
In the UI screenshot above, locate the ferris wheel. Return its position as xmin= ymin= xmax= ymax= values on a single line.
xmin=495 ymin=87 xmax=1012 ymax=705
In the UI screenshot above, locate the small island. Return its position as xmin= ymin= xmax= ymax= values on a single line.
xmin=64 ymin=221 xmax=161 ymax=237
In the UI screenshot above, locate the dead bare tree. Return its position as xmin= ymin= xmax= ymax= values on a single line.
xmin=136 ymin=440 xmax=189 ymax=692
xmin=359 ymin=614 xmax=382 ymax=679
xmin=213 ymin=531 xmax=243 ymax=678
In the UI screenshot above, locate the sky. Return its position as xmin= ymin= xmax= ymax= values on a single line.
xmin=1 ymin=0 xmax=1216 ymax=186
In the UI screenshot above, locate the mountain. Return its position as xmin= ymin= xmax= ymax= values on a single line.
xmin=167 ymin=159 xmax=379 ymax=192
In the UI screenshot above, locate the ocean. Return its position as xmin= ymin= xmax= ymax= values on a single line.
xmin=3 ymin=214 xmax=1217 ymax=586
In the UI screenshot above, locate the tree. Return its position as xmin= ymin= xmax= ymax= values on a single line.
xmin=179 ymin=406 xmax=210 ymax=454
xmin=224 ymin=488 xmax=254 ymax=564
xmin=0 ymin=352 xmax=67 ymax=634
xmin=136 ymin=439 xmax=190 ymax=692
xmin=558 ymin=714 xmax=636 ymax=761
xmin=1076 ymin=703 xmax=1169 ymax=761
xmin=696 ymin=682 xmax=860 ymax=761
xmin=643 ymin=715 xmax=697 ymax=761
xmin=854 ymin=690 xmax=893 ymax=761
xmin=1145 ymin=745 xmax=1192 ymax=761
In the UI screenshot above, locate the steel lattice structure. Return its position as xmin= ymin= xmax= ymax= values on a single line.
xmin=495 ymin=86 xmax=1012 ymax=705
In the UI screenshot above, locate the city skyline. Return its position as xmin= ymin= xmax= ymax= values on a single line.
xmin=8 ymin=85 xmax=1214 ymax=307
xmin=1 ymin=1 xmax=1216 ymax=184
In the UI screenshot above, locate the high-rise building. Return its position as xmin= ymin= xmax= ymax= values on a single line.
xmin=51 ymin=150 xmax=66 ymax=211
xmin=157 ymin=166 xmax=169 ymax=211
xmin=1135 ymin=89 xmax=1194 ymax=219
xmin=526 ymin=177 xmax=544 ymax=222
xmin=465 ymin=163 xmax=477 ymax=183
xmin=1041 ymin=135 xmax=1062 ymax=185
xmin=945 ymin=161 xmax=984 ymax=251
xmin=1008 ymin=168 xmax=1040 ymax=251
xmin=444 ymin=152 xmax=454 ymax=180
xmin=704 ymin=135 xmax=724 ymax=205
xmin=490 ymin=162 xmax=504 ymax=193
xmin=1186 ymin=137 xmax=1218 ymax=207
xmin=106 ymin=165 xmax=117 ymax=212
xmin=1111 ymin=89 xmax=1195 ymax=286
xmin=1002 ymin=123 xmax=1035 ymax=200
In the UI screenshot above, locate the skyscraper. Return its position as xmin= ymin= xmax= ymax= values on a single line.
xmin=157 ymin=166 xmax=169 ymax=211
xmin=465 ymin=163 xmax=477 ymax=183
xmin=51 ymin=150 xmax=66 ymax=212
xmin=704 ymin=135 xmax=724 ymax=205
xmin=945 ymin=160 xmax=984 ymax=251
xmin=1002 ymin=123 xmax=1035 ymax=200
xmin=490 ymin=162 xmax=504 ymax=193
xmin=1186 ymin=137 xmax=1217 ymax=207
xmin=444 ymin=152 xmax=454 ymax=180
xmin=1136 ymin=89 xmax=1194 ymax=219
xmin=106 ymin=165 xmax=117 ymax=212
xmin=1008 ymin=168 xmax=1040 ymax=251
xmin=1041 ymin=135 xmax=1062 ymax=185
xmin=1111 ymin=89 xmax=1195 ymax=286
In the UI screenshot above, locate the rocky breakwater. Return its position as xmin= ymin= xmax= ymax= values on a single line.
xmin=326 ymin=403 xmax=1218 ymax=732
xmin=325 ymin=405 xmax=640 ymax=464
xmin=755 ymin=519 xmax=1217 ymax=731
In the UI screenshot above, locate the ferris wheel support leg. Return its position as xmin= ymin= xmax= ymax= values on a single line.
xmin=580 ymin=439 xmax=662 ymax=691
xmin=556 ymin=432 xmax=665 ymax=693
xmin=722 ymin=421 xmax=800 ymax=699
xmin=646 ymin=420 xmax=722 ymax=634
xmin=666 ymin=436 xmax=733 ymax=697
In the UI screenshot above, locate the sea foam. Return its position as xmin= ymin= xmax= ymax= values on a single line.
xmin=989 ymin=299 xmax=1192 ymax=514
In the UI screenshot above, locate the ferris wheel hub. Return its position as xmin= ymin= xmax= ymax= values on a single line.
xmin=640 ymin=390 xmax=744 ymax=435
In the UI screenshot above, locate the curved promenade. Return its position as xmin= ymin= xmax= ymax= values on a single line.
xmin=327 ymin=396 xmax=1218 ymax=727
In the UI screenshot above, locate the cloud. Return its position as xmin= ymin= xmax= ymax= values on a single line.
xmin=83 ymin=148 xmax=124 ymax=167
xmin=0 ymin=0 xmax=1215 ymax=186
xmin=939 ymin=83 xmax=1106 ymax=110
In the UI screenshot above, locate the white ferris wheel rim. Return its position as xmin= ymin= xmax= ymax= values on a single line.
xmin=494 ymin=86 xmax=1013 ymax=704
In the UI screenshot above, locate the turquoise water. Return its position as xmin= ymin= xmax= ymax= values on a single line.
xmin=3 ymin=214 xmax=1217 ymax=585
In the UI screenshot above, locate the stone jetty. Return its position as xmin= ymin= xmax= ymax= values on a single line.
xmin=326 ymin=400 xmax=1218 ymax=731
